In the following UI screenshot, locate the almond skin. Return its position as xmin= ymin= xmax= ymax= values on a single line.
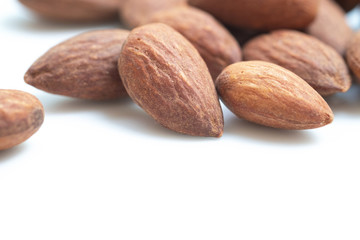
xmin=0 ymin=89 xmax=44 ymax=151
xmin=243 ymin=30 xmax=351 ymax=96
xmin=306 ymin=0 xmax=353 ymax=56
xmin=118 ymin=23 xmax=224 ymax=137
xmin=215 ymin=61 xmax=334 ymax=130
xmin=25 ymin=29 xmax=129 ymax=100
xmin=188 ymin=0 xmax=320 ymax=30
xmin=346 ymin=31 xmax=360 ymax=84
xmin=18 ymin=0 xmax=121 ymax=22
xmin=148 ymin=6 xmax=242 ymax=80
xmin=120 ymin=0 xmax=187 ymax=28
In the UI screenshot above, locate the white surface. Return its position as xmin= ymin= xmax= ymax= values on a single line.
xmin=1 ymin=1 xmax=360 ymax=239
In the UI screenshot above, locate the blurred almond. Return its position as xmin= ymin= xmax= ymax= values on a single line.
xmin=306 ymin=0 xmax=353 ymax=55
xmin=346 ymin=31 xmax=360 ymax=83
xmin=120 ymin=0 xmax=187 ymax=28
xmin=243 ymin=30 xmax=351 ymax=96
xmin=335 ymin=0 xmax=358 ymax=11
xmin=0 ymin=89 xmax=44 ymax=151
xmin=149 ymin=6 xmax=242 ymax=79
xmin=188 ymin=0 xmax=320 ymax=30
xmin=19 ymin=0 xmax=122 ymax=22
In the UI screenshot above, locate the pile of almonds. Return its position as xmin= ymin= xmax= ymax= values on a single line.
xmin=2 ymin=0 xmax=360 ymax=150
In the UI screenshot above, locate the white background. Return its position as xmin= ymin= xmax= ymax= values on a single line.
xmin=1 ymin=1 xmax=360 ymax=239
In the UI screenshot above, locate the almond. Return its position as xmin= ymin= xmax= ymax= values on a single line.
xmin=215 ymin=61 xmax=334 ymax=130
xmin=335 ymin=0 xmax=358 ymax=11
xmin=148 ymin=6 xmax=242 ymax=80
xmin=120 ymin=0 xmax=187 ymax=28
xmin=118 ymin=23 xmax=224 ymax=137
xmin=243 ymin=30 xmax=351 ymax=96
xmin=18 ymin=0 xmax=121 ymax=22
xmin=25 ymin=29 xmax=129 ymax=100
xmin=306 ymin=0 xmax=353 ymax=56
xmin=0 ymin=89 xmax=44 ymax=151
xmin=346 ymin=31 xmax=360 ymax=83
xmin=188 ymin=0 xmax=320 ymax=30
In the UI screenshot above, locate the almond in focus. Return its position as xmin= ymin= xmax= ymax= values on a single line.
xmin=215 ymin=61 xmax=334 ymax=130
xmin=25 ymin=29 xmax=130 ymax=100
xmin=118 ymin=23 xmax=224 ymax=137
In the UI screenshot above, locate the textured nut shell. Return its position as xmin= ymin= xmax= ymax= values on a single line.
xmin=215 ymin=61 xmax=334 ymax=130
xmin=346 ymin=31 xmax=360 ymax=83
xmin=148 ymin=6 xmax=242 ymax=80
xmin=188 ymin=0 xmax=320 ymax=30
xmin=306 ymin=0 xmax=353 ymax=55
xmin=335 ymin=0 xmax=358 ymax=11
xmin=18 ymin=0 xmax=121 ymax=22
xmin=120 ymin=0 xmax=187 ymax=28
xmin=25 ymin=29 xmax=129 ymax=100
xmin=0 ymin=90 xmax=44 ymax=151
xmin=243 ymin=30 xmax=351 ymax=96
xmin=118 ymin=23 xmax=224 ymax=137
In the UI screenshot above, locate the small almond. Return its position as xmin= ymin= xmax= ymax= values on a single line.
xmin=120 ymin=0 xmax=187 ymax=28
xmin=25 ymin=29 xmax=129 ymax=100
xmin=215 ymin=61 xmax=334 ymax=130
xmin=18 ymin=0 xmax=121 ymax=22
xmin=243 ymin=30 xmax=351 ymax=96
xmin=118 ymin=23 xmax=224 ymax=137
xmin=188 ymin=0 xmax=320 ymax=30
xmin=0 ymin=89 xmax=44 ymax=151
xmin=346 ymin=31 xmax=360 ymax=84
xmin=148 ymin=6 xmax=242 ymax=80
xmin=306 ymin=0 xmax=353 ymax=56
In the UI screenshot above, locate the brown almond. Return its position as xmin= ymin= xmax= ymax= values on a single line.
xmin=148 ymin=6 xmax=242 ymax=80
xmin=25 ymin=29 xmax=129 ymax=100
xmin=306 ymin=0 xmax=353 ymax=56
xmin=0 ymin=89 xmax=44 ymax=151
xmin=243 ymin=30 xmax=351 ymax=96
xmin=118 ymin=23 xmax=224 ymax=137
xmin=188 ymin=0 xmax=320 ymax=30
xmin=335 ymin=0 xmax=358 ymax=11
xmin=120 ymin=0 xmax=187 ymax=28
xmin=346 ymin=31 xmax=360 ymax=83
xmin=215 ymin=61 xmax=334 ymax=130
xmin=18 ymin=0 xmax=121 ymax=22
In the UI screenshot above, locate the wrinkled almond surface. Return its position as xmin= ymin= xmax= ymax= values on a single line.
xmin=118 ymin=23 xmax=224 ymax=137
xmin=215 ymin=61 xmax=334 ymax=130
xmin=120 ymin=0 xmax=187 ymax=28
xmin=306 ymin=0 xmax=353 ymax=55
xmin=188 ymin=0 xmax=320 ymax=30
xmin=346 ymin=31 xmax=360 ymax=83
xmin=148 ymin=6 xmax=242 ymax=80
xmin=243 ymin=30 xmax=351 ymax=96
xmin=0 ymin=89 xmax=44 ymax=151
xmin=19 ymin=0 xmax=121 ymax=22
xmin=25 ymin=29 xmax=129 ymax=100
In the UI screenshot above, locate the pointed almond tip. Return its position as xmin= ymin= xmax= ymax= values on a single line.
xmin=325 ymin=111 xmax=334 ymax=126
xmin=215 ymin=129 xmax=223 ymax=138
xmin=24 ymin=71 xmax=33 ymax=85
